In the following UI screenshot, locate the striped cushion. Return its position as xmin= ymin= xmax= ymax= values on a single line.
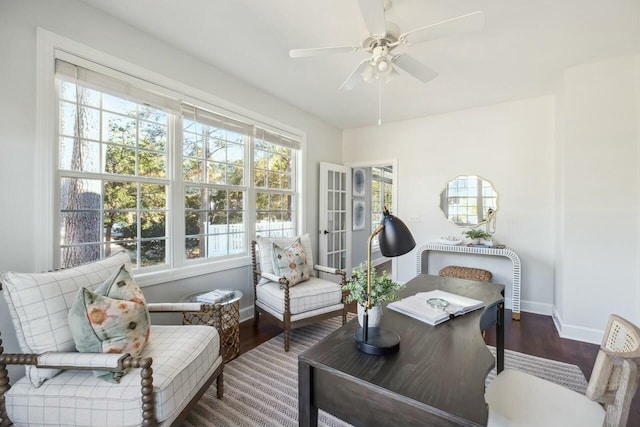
xmin=256 ymin=277 xmax=342 ymax=315
xmin=5 ymin=325 xmax=221 ymax=427
xmin=0 ymin=251 xmax=131 ymax=387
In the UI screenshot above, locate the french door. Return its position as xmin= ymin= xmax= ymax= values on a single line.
xmin=318 ymin=162 xmax=351 ymax=277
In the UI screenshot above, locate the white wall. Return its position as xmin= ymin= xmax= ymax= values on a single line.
xmin=344 ymin=54 xmax=640 ymax=344
xmin=343 ymin=96 xmax=557 ymax=315
xmin=554 ymin=55 xmax=640 ymax=343
xmin=0 ymin=0 xmax=341 ymax=381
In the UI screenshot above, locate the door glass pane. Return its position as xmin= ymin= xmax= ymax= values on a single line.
xmin=328 ymin=171 xmax=334 ymax=191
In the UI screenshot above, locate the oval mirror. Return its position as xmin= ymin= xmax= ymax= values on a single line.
xmin=439 ymin=176 xmax=497 ymax=227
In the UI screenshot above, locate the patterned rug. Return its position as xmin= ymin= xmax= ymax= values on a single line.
xmin=183 ymin=316 xmax=588 ymax=427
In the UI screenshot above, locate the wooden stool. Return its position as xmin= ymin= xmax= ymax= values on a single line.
xmin=439 ymin=265 xmax=492 ymax=282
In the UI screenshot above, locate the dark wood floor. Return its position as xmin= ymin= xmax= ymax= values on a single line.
xmin=239 ymin=308 xmax=640 ymax=426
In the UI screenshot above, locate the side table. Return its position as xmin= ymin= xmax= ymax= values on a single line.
xmin=181 ymin=290 xmax=243 ymax=363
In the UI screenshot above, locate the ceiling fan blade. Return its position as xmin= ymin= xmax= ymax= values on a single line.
xmin=340 ymin=59 xmax=371 ymax=91
xmin=392 ymin=54 xmax=438 ymax=83
xmin=357 ymin=0 xmax=387 ymax=36
xmin=289 ymin=46 xmax=361 ymax=58
xmin=400 ymin=11 xmax=484 ymax=45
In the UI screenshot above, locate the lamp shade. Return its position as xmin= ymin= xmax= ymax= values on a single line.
xmin=378 ymin=208 xmax=416 ymax=257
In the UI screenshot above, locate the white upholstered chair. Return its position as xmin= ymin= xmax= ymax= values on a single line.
xmin=485 ymin=314 xmax=640 ymax=427
xmin=251 ymin=234 xmax=347 ymax=351
xmin=0 ymin=251 xmax=224 ymax=426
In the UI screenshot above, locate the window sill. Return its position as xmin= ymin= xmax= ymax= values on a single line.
xmin=133 ymin=256 xmax=252 ymax=288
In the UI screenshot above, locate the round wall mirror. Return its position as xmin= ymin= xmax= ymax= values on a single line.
xmin=439 ymin=176 xmax=498 ymax=227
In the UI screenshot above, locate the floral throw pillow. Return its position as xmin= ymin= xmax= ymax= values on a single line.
xmin=271 ymin=238 xmax=310 ymax=287
xmin=68 ymin=265 xmax=151 ymax=382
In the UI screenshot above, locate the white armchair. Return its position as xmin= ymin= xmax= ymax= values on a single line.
xmin=251 ymin=234 xmax=348 ymax=351
xmin=0 ymin=252 xmax=224 ymax=426
xmin=485 ymin=314 xmax=640 ymax=427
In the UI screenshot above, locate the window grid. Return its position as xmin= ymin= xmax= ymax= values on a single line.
xmin=182 ymin=114 xmax=248 ymax=261
xmin=57 ymin=80 xmax=169 ymax=269
xmin=254 ymin=137 xmax=296 ymax=239
xmin=56 ymin=68 xmax=301 ymax=271
xmin=371 ymin=167 xmax=393 ymax=233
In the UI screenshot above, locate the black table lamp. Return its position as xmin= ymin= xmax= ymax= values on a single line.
xmin=354 ymin=207 xmax=416 ymax=355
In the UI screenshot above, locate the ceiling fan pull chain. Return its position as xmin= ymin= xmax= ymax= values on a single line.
xmin=378 ymin=78 xmax=383 ymax=126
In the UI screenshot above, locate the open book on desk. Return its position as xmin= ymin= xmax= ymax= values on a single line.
xmin=387 ymin=290 xmax=485 ymax=326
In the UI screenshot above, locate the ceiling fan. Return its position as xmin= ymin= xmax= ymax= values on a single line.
xmin=289 ymin=0 xmax=484 ymax=91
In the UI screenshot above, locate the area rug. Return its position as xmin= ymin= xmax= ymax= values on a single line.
xmin=183 ymin=317 xmax=589 ymax=427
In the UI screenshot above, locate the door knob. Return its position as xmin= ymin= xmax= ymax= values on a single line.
xmin=323 ymin=230 xmax=329 ymax=235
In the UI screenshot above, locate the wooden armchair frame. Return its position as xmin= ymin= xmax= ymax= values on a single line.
xmin=251 ymin=240 xmax=348 ymax=351
xmin=585 ymin=314 xmax=640 ymax=427
xmin=486 ymin=314 xmax=640 ymax=427
xmin=0 ymin=286 xmax=224 ymax=427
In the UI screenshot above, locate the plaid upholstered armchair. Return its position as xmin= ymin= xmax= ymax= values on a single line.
xmin=251 ymin=234 xmax=348 ymax=351
xmin=0 ymin=251 xmax=224 ymax=426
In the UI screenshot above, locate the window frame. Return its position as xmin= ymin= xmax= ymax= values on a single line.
xmin=37 ymin=29 xmax=306 ymax=286
xmin=54 ymin=76 xmax=174 ymax=273
xmin=370 ymin=166 xmax=393 ymax=249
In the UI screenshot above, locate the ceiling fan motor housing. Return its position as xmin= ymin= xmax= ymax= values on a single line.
xmin=362 ymin=21 xmax=400 ymax=51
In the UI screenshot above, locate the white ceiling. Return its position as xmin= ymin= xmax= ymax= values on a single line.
xmin=79 ymin=0 xmax=640 ymax=129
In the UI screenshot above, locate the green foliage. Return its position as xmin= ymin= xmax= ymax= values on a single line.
xmin=342 ymin=263 xmax=403 ymax=307
xmin=462 ymin=229 xmax=491 ymax=240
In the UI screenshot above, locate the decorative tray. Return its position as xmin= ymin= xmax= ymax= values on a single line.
xmin=437 ymin=236 xmax=462 ymax=245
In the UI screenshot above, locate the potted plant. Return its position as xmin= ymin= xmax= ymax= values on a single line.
xmin=462 ymin=229 xmax=492 ymax=244
xmin=343 ymin=263 xmax=403 ymax=327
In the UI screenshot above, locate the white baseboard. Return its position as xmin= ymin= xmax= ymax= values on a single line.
xmin=240 ymin=306 xmax=254 ymax=322
xmin=520 ymin=300 xmax=553 ymax=316
xmin=552 ymin=307 xmax=603 ymax=345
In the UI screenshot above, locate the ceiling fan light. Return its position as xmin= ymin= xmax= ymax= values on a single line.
xmin=374 ymin=57 xmax=393 ymax=77
xmin=362 ymin=64 xmax=376 ymax=83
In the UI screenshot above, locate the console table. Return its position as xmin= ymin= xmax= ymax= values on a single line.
xmin=416 ymin=243 xmax=521 ymax=320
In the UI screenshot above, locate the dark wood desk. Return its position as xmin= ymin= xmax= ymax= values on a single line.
xmin=298 ymin=274 xmax=505 ymax=427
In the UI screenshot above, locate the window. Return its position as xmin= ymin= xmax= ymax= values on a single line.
xmin=56 ymin=74 xmax=170 ymax=269
xmin=254 ymin=129 xmax=297 ymax=238
xmin=371 ymin=166 xmax=393 ymax=232
xmin=55 ymin=58 xmax=301 ymax=271
xmin=182 ymin=106 xmax=249 ymax=260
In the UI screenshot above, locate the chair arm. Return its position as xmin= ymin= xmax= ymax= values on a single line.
xmin=314 ymin=265 xmax=345 ymax=276
xmin=0 ymin=352 xmax=130 ymax=372
xmin=257 ymin=271 xmax=285 ymax=283
xmin=147 ymin=302 xmax=217 ymax=313
xmin=0 ymin=350 xmax=157 ymax=426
